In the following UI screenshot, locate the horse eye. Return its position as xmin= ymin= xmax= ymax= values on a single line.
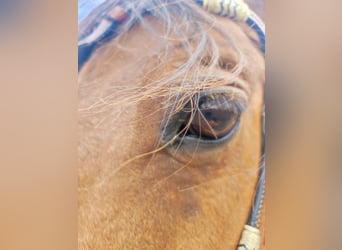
xmin=186 ymin=94 xmax=241 ymax=140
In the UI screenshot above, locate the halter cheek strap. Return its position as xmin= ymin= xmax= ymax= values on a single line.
xmin=197 ymin=2 xmax=265 ymax=249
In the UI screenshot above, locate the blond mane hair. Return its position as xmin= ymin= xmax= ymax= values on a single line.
xmin=79 ymin=0 xmax=261 ymax=142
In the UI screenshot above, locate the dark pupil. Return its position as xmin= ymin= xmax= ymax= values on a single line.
xmin=189 ymin=95 xmax=239 ymax=139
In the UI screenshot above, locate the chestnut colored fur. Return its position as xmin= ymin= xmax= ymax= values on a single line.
xmin=78 ymin=1 xmax=265 ymax=249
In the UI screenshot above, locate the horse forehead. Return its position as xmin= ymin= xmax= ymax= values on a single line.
xmin=80 ymin=14 xmax=260 ymax=84
xmin=120 ymin=15 xmax=254 ymax=55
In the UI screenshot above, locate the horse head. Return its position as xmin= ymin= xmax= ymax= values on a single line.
xmin=78 ymin=0 xmax=265 ymax=249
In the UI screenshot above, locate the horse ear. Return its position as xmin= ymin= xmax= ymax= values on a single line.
xmin=245 ymin=0 xmax=264 ymax=20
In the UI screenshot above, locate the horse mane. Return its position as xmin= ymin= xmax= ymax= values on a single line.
xmin=78 ymin=0 xmax=262 ymax=137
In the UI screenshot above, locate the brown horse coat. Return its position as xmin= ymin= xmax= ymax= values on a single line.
xmin=78 ymin=1 xmax=265 ymax=249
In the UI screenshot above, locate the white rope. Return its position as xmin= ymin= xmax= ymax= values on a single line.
xmin=237 ymin=225 xmax=261 ymax=250
xmin=202 ymin=0 xmax=250 ymax=21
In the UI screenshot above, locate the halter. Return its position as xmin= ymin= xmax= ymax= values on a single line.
xmin=78 ymin=1 xmax=265 ymax=249
xmin=78 ymin=0 xmax=265 ymax=71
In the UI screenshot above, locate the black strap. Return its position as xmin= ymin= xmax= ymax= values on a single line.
xmin=78 ymin=19 xmax=121 ymax=72
xmin=78 ymin=42 xmax=96 ymax=72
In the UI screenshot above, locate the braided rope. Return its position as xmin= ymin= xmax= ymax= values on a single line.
xmin=202 ymin=0 xmax=250 ymax=21
xmin=237 ymin=225 xmax=261 ymax=250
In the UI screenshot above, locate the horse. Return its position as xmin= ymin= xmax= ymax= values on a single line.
xmin=78 ymin=0 xmax=265 ymax=249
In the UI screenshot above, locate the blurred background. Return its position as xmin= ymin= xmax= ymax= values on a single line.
xmin=0 ymin=0 xmax=341 ymax=249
